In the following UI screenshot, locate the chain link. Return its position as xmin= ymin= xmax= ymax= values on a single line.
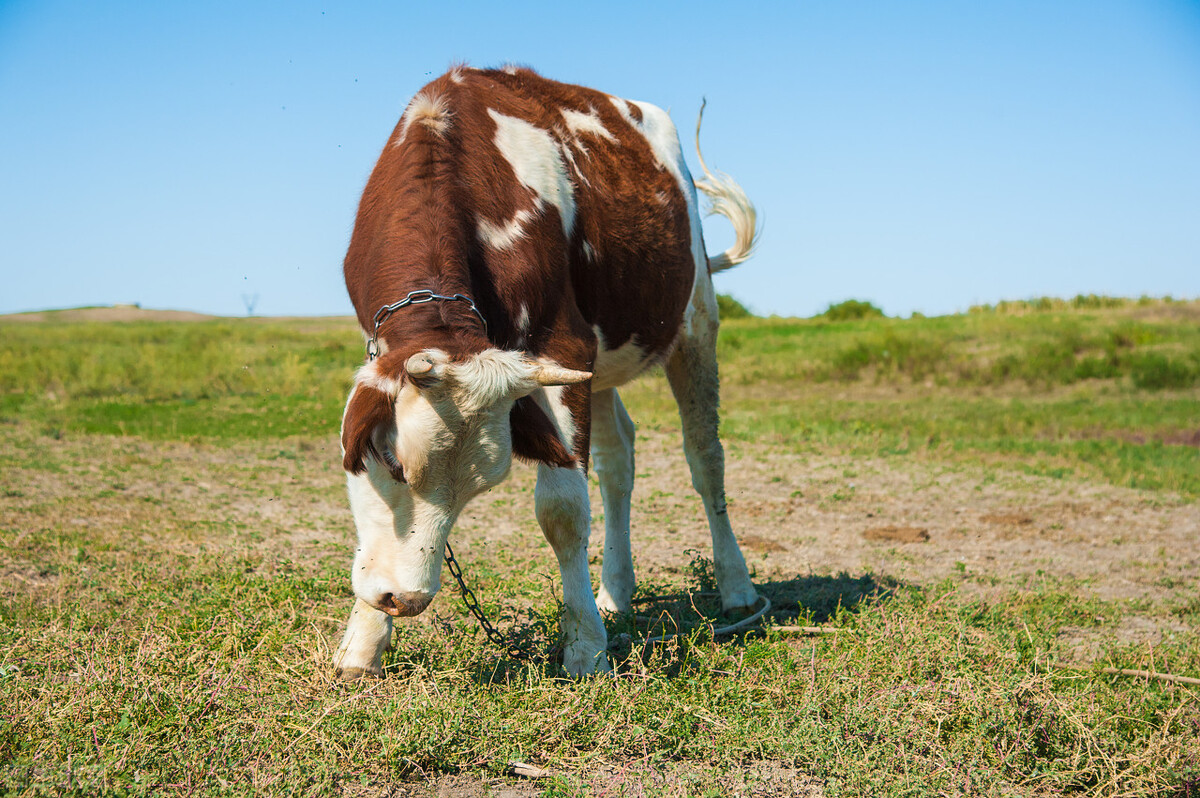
xmin=367 ymin=290 xmax=488 ymax=361
xmin=444 ymin=542 xmax=538 ymax=660
xmin=444 ymin=543 xmax=771 ymax=663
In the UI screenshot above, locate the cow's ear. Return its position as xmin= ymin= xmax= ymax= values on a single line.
xmin=341 ymin=384 xmax=406 ymax=482
xmin=510 ymin=396 xmax=576 ymax=469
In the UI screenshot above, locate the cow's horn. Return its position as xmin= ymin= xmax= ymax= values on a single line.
xmin=533 ymin=364 xmax=592 ymax=386
xmin=405 ymin=352 xmax=436 ymax=377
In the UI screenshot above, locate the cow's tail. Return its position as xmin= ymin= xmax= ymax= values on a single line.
xmin=693 ymin=99 xmax=760 ymax=275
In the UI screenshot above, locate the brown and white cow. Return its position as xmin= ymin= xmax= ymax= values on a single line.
xmin=333 ymin=66 xmax=761 ymax=678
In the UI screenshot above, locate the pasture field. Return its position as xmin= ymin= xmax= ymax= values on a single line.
xmin=1 ymin=299 xmax=1198 ymax=796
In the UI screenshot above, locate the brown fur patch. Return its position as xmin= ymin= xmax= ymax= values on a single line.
xmin=341 ymin=385 xmax=405 ymax=482
xmin=510 ymin=396 xmax=576 ymax=469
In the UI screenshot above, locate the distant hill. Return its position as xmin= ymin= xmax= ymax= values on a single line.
xmin=0 ymin=305 xmax=358 ymax=324
xmin=2 ymin=305 xmax=217 ymax=323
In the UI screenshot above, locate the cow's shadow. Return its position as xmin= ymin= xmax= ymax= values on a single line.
xmin=741 ymin=570 xmax=899 ymax=624
xmin=454 ymin=571 xmax=898 ymax=684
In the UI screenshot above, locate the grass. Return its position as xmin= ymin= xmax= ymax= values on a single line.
xmin=1 ymin=520 xmax=1196 ymax=795
xmin=1 ymin=298 xmax=1198 ymax=795
xmin=2 ymin=300 xmax=1197 ymax=484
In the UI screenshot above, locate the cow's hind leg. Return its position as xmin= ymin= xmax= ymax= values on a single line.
xmin=333 ymin=598 xmax=393 ymax=680
xmin=535 ymin=463 xmax=611 ymax=675
xmin=665 ymin=309 xmax=758 ymax=612
xmin=592 ymin=388 xmax=636 ymax=614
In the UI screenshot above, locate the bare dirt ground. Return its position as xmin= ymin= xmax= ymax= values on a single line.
xmin=618 ymin=432 xmax=1197 ymax=604
xmin=4 ymin=423 xmax=1195 ymax=641
xmin=2 ymin=424 xmax=1195 ymax=796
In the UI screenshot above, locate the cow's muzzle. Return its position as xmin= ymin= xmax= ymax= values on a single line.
xmin=375 ymin=591 xmax=434 ymax=617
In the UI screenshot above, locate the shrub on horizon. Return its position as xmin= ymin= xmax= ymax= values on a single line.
xmin=822 ymin=299 xmax=885 ymax=321
xmin=716 ymin=293 xmax=754 ymax=320
xmin=966 ymin=294 xmax=1186 ymax=315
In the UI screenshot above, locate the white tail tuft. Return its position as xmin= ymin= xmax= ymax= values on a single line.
xmin=693 ymin=100 xmax=760 ymax=274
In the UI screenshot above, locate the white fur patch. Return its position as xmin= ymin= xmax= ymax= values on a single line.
xmin=477 ymin=208 xmax=534 ymax=252
xmin=451 ymin=348 xmax=535 ymax=411
xmin=582 ymin=241 xmax=597 ymax=263
xmin=488 ymin=109 xmax=576 ymax=239
xmin=608 ymin=97 xmax=633 ymax=121
xmin=557 ymin=140 xmax=589 ymax=186
xmin=515 ymin=304 xmax=530 ymax=333
xmin=396 ymin=91 xmax=452 ymax=146
xmin=608 ymin=97 xmax=691 ymax=204
xmin=352 ymin=361 xmax=402 ymax=396
xmin=591 ymin=327 xmax=653 ymax=392
xmin=561 ymin=107 xmax=616 ymax=143
xmin=533 ymin=385 xmax=577 ymax=449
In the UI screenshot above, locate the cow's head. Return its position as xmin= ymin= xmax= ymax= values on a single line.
xmin=340 ymin=348 xmax=589 ymax=617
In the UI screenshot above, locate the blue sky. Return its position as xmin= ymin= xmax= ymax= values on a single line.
xmin=2 ymin=0 xmax=1198 ymax=318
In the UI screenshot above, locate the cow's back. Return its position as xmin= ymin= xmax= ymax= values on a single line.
xmin=351 ymin=67 xmax=703 ymax=388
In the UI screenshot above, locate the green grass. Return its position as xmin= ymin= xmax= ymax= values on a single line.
xmin=1 ymin=299 xmax=1198 ymax=795
xmin=711 ymin=305 xmax=1200 ymax=387
xmin=632 ymin=301 xmax=1199 ymax=497
xmin=2 ymin=302 xmax=1197 ymax=494
xmin=1 ymin=503 xmax=1196 ymax=795
xmin=0 ymin=318 xmax=355 ymax=441
xmin=0 ymin=318 xmax=357 ymax=402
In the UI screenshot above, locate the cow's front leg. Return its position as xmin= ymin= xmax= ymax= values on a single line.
xmin=333 ymin=597 xmax=393 ymax=680
xmin=591 ymin=388 xmax=636 ymax=614
xmin=535 ymin=464 xmax=610 ymax=675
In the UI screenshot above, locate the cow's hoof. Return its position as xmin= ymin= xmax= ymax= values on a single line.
xmin=596 ymin=586 xmax=632 ymax=616
xmin=596 ymin=598 xmax=632 ymax=617
xmin=720 ymin=585 xmax=760 ymax=615
xmin=335 ymin=664 xmax=383 ymax=682
xmin=562 ymin=647 xmax=612 ymax=677
xmin=722 ymin=603 xmax=759 ymax=621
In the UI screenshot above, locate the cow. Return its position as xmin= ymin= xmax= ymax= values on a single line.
xmin=333 ymin=65 xmax=761 ymax=678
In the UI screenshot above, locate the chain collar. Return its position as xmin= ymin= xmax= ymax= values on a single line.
xmin=366 ymin=290 xmax=488 ymax=361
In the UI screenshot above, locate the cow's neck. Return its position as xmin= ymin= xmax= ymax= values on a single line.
xmin=350 ymin=120 xmax=493 ymax=369
xmin=368 ymin=261 xmax=490 ymax=371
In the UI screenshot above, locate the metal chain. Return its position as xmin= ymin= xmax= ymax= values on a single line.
xmin=443 ymin=543 xmax=771 ymax=662
xmin=367 ymin=290 xmax=488 ymax=361
xmin=443 ymin=542 xmax=538 ymax=660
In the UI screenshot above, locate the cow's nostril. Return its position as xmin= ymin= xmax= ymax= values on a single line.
xmin=375 ymin=591 xmax=433 ymax=617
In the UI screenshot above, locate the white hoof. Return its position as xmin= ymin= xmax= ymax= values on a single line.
xmin=596 ymin=585 xmax=632 ymax=615
xmin=562 ymin=642 xmax=612 ymax=676
xmin=334 ymin=598 xmax=392 ymax=683
xmin=335 ymin=663 xmax=383 ymax=682
xmin=719 ymin=581 xmax=760 ymax=614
